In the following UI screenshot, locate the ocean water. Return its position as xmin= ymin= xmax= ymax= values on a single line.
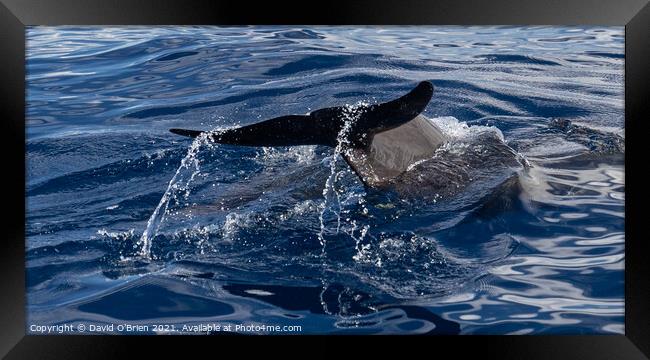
xmin=26 ymin=26 xmax=625 ymax=335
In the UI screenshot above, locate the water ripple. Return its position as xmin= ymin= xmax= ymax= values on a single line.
xmin=26 ymin=26 xmax=624 ymax=334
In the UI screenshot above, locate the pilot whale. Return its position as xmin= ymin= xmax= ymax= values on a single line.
xmin=170 ymin=81 xmax=525 ymax=200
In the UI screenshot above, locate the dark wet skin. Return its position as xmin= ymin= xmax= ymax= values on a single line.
xmin=391 ymin=131 xmax=526 ymax=200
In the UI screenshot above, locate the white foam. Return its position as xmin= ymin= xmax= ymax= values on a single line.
xmin=221 ymin=212 xmax=257 ymax=242
xmin=97 ymin=228 xmax=135 ymax=239
xmin=255 ymin=146 xmax=317 ymax=165
xmin=429 ymin=116 xmax=504 ymax=141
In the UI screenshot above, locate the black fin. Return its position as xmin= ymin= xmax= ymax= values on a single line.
xmin=169 ymin=128 xmax=204 ymax=138
xmin=171 ymin=115 xmax=333 ymax=146
xmin=169 ymin=81 xmax=434 ymax=149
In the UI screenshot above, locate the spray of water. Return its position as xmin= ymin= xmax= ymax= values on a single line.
xmin=138 ymin=131 xmax=216 ymax=258
xmin=140 ymin=103 xmax=369 ymax=258
xmin=318 ymin=102 xmax=368 ymax=251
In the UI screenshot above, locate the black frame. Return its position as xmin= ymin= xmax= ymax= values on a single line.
xmin=1 ymin=0 xmax=648 ymax=358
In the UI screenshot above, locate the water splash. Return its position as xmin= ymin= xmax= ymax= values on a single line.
xmin=138 ymin=131 xmax=216 ymax=258
xmin=318 ymin=102 xmax=368 ymax=251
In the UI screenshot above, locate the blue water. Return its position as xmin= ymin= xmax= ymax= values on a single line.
xmin=26 ymin=26 xmax=625 ymax=334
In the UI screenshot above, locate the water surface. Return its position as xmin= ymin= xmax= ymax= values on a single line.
xmin=27 ymin=26 xmax=624 ymax=334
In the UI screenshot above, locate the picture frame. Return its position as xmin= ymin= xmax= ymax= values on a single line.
xmin=1 ymin=0 xmax=648 ymax=358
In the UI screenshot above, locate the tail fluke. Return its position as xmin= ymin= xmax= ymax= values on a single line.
xmin=169 ymin=128 xmax=204 ymax=138
xmin=170 ymin=114 xmax=335 ymax=147
xmin=169 ymin=81 xmax=434 ymax=149
xmin=169 ymin=81 xmax=439 ymax=188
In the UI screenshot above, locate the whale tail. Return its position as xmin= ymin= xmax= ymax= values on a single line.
xmin=170 ymin=81 xmax=447 ymax=187
xmin=170 ymin=81 xmax=433 ymax=146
